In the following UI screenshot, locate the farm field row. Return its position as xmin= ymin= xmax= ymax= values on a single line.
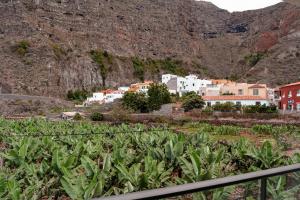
xmin=0 ymin=119 xmax=299 ymax=199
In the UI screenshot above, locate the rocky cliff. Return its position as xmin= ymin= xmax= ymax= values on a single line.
xmin=0 ymin=0 xmax=299 ymax=97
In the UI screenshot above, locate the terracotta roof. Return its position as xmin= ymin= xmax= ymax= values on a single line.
xmin=101 ymin=89 xmax=115 ymax=94
xmin=203 ymin=95 xmax=266 ymax=101
xmin=248 ymin=84 xmax=266 ymax=89
xmin=280 ymin=82 xmax=300 ymax=88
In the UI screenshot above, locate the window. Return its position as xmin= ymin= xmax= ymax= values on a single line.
xmin=238 ymin=89 xmax=243 ymax=95
xmin=193 ymin=83 xmax=195 ymax=87
xmin=256 ymin=102 xmax=261 ymax=106
xmin=297 ymin=104 xmax=300 ymax=111
xmin=288 ymin=91 xmax=292 ymax=98
xmin=207 ymin=102 xmax=211 ymax=107
xmin=297 ymin=90 xmax=300 ymax=97
xmin=253 ymin=89 xmax=259 ymax=96
xmin=236 ymin=102 xmax=241 ymax=106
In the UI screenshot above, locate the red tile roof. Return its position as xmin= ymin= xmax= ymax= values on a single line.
xmin=202 ymin=95 xmax=266 ymax=101
xmin=101 ymin=89 xmax=115 ymax=94
xmin=280 ymin=82 xmax=300 ymax=88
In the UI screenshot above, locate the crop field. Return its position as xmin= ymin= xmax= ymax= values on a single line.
xmin=0 ymin=119 xmax=299 ymax=199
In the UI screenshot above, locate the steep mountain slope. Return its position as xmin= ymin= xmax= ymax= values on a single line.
xmin=0 ymin=0 xmax=299 ymax=97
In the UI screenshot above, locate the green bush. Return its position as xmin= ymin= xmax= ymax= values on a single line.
xmin=213 ymin=102 xmax=236 ymax=112
xmin=122 ymin=92 xmax=149 ymax=113
xmin=122 ymin=84 xmax=171 ymax=113
xmin=159 ymin=58 xmax=187 ymax=76
xmin=16 ymin=40 xmax=30 ymax=56
xmin=243 ymin=104 xmax=277 ymax=114
xmin=90 ymin=112 xmax=104 ymax=121
xmin=244 ymin=53 xmax=265 ymax=67
xmin=90 ymin=50 xmax=111 ymax=87
xmin=67 ymin=90 xmax=88 ymax=102
xmin=132 ymin=57 xmax=145 ymax=81
xmin=251 ymin=125 xmax=274 ymax=135
xmin=147 ymin=83 xmax=171 ymax=111
xmin=216 ymin=125 xmax=241 ymax=135
xmin=182 ymin=93 xmax=205 ymax=112
xmin=52 ymin=44 xmax=67 ymax=60
xmin=73 ymin=113 xmax=82 ymax=121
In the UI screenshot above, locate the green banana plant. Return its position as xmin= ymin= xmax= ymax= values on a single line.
xmin=165 ymin=139 xmax=184 ymax=167
xmin=267 ymin=176 xmax=300 ymax=200
xmin=61 ymin=155 xmax=110 ymax=200
xmin=247 ymin=141 xmax=286 ymax=170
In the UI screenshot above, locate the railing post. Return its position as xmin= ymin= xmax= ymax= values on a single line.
xmin=260 ymin=177 xmax=267 ymax=200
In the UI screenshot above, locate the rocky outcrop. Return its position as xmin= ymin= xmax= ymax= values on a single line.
xmin=0 ymin=0 xmax=299 ymax=97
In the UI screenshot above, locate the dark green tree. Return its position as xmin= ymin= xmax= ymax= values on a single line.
xmin=147 ymin=83 xmax=171 ymax=111
xmin=90 ymin=50 xmax=109 ymax=87
xmin=122 ymin=92 xmax=149 ymax=113
xmin=132 ymin=57 xmax=145 ymax=82
xmin=182 ymin=93 xmax=205 ymax=112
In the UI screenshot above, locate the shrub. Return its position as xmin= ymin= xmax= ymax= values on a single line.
xmin=159 ymin=57 xmax=187 ymax=76
xmin=132 ymin=57 xmax=145 ymax=81
xmin=90 ymin=50 xmax=111 ymax=87
xmin=147 ymin=83 xmax=171 ymax=111
xmin=244 ymin=53 xmax=265 ymax=67
xmin=67 ymin=90 xmax=88 ymax=102
xmin=90 ymin=112 xmax=104 ymax=121
xmin=73 ymin=113 xmax=82 ymax=121
xmin=216 ymin=125 xmax=241 ymax=135
xmin=52 ymin=44 xmax=66 ymax=60
xmin=122 ymin=92 xmax=149 ymax=113
xmin=243 ymin=104 xmax=277 ymax=114
xmin=111 ymin=105 xmax=133 ymax=122
xmin=16 ymin=40 xmax=30 ymax=56
xmin=251 ymin=125 xmax=274 ymax=135
xmin=182 ymin=93 xmax=205 ymax=112
xmin=213 ymin=102 xmax=236 ymax=112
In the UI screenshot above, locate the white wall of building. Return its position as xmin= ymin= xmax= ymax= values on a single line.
xmin=205 ymin=100 xmax=270 ymax=107
xmin=118 ymin=87 xmax=130 ymax=92
xmin=105 ymin=92 xmax=124 ymax=103
xmin=162 ymin=74 xmax=212 ymax=96
xmin=162 ymin=74 xmax=178 ymax=85
xmin=86 ymin=92 xmax=105 ymax=103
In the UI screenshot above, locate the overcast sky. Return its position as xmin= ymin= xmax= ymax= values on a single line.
xmin=199 ymin=0 xmax=283 ymax=12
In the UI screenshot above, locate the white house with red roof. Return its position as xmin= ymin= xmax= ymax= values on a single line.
xmin=85 ymin=88 xmax=125 ymax=105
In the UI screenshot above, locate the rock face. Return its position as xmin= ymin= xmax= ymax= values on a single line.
xmin=0 ymin=0 xmax=299 ymax=97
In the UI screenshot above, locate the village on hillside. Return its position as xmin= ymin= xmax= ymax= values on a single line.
xmin=83 ymin=73 xmax=300 ymax=112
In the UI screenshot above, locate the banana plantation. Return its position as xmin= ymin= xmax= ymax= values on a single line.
xmin=0 ymin=118 xmax=299 ymax=199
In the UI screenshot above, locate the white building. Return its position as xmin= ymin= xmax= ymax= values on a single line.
xmin=203 ymin=96 xmax=270 ymax=107
xmin=85 ymin=89 xmax=125 ymax=105
xmin=118 ymin=86 xmax=130 ymax=92
xmin=86 ymin=92 xmax=105 ymax=104
xmin=162 ymin=74 xmax=178 ymax=85
xmin=162 ymin=74 xmax=212 ymax=96
xmin=104 ymin=90 xmax=124 ymax=103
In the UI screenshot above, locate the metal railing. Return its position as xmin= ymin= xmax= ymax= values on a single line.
xmin=93 ymin=163 xmax=300 ymax=200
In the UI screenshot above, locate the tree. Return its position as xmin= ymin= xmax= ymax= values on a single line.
xmin=147 ymin=83 xmax=171 ymax=111
xmin=122 ymin=92 xmax=149 ymax=113
xmin=67 ymin=90 xmax=88 ymax=102
xmin=90 ymin=50 xmax=110 ymax=87
xmin=132 ymin=57 xmax=145 ymax=82
xmin=182 ymin=93 xmax=205 ymax=112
